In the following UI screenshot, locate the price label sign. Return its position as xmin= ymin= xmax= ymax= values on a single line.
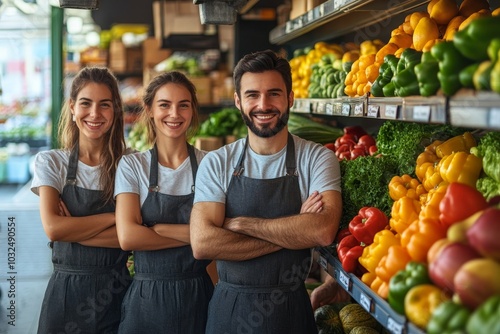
xmin=318 ymin=255 xmax=327 ymax=271
xmin=354 ymin=103 xmax=364 ymax=116
xmin=334 ymin=0 xmax=342 ymax=9
xmin=386 ymin=317 xmax=404 ymax=334
xmin=359 ymin=292 xmax=372 ymax=313
xmin=326 ymin=103 xmax=333 ymax=115
xmin=334 ymin=103 xmax=342 ymax=115
xmin=413 ymin=105 xmax=431 ymax=122
xmin=307 ymin=10 xmax=314 ymax=22
xmin=317 ymin=102 xmax=326 ymax=114
xmin=489 ymin=108 xmax=500 ymax=128
xmin=367 ymin=105 xmax=379 ymax=118
xmin=318 ymin=3 xmax=325 ymax=17
xmin=338 ymin=271 xmax=350 ymax=291
xmin=385 ymin=105 xmax=398 ymax=119
xmin=341 ymin=103 xmax=351 ymax=116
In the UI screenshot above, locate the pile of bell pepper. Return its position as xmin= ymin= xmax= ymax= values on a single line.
xmin=336 ymin=206 xmax=388 ymax=275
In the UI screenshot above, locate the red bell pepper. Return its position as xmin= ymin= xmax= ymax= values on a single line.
xmin=335 ymin=227 xmax=352 ymax=244
xmin=337 ymin=234 xmax=364 ymax=273
xmin=348 ymin=206 xmax=389 ymax=245
xmin=438 ymin=182 xmax=489 ymax=228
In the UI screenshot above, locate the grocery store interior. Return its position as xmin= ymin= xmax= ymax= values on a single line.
xmin=1 ymin=0 xmax=500 ymax=333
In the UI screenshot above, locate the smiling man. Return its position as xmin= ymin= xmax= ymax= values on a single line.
xmin=190 ymin=49 xmax=343 ymax=334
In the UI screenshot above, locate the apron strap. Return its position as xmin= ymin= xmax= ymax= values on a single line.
xmin=149 ymin=143 xmax=199 ymax=193
xmin=65 ymin=144 xmax=79 ymax=186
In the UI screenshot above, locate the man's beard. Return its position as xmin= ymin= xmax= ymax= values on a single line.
xmin=240 ymin=106 xmax=289 ymax=138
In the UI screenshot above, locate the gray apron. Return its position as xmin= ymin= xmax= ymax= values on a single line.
xmin=205 ymin=133 xmax=317 ymax=334
xmin=118 ymin=144 xmax=213 ymax=334
xmin=38 ymin=146 xmax=131 ymax=334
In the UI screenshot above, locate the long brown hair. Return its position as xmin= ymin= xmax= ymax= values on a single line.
xmin=138 ymin=70 xmax=200 ymax=147
xmin=58 ymin=66 xmax=126 ymax=204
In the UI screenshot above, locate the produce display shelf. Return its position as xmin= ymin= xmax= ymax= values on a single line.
xmin=270 ymin=0 xmax=430 ymax=46
xmin=449 ymin=90 xmax=500 ymax=131
xmin=292 ymin=94 xmax=500 ymax=130
xmin=314 ymin=247 xmax=426 ymax=334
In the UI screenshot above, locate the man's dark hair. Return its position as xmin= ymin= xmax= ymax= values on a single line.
xmin=233 ymin=49 xmax=292 ymax=98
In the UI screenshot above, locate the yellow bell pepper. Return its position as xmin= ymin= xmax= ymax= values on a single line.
xmin=435 ymin=132 xmax=476 ymax=158
xmin=415 ymin=140 xmax=442 ymax=183
xmin=439 ymin=152 xmax=483 ymax=188
xmin=388 ymin=174 xmax=426 ymax=201
xmin=359 ymin=229 xmax=400 ymax=273
xmin=423 ymin=165 xmax=444 ymax=192
xmin=404 ymin=284 xmax=450 ymax=330
xmin=389 ymin=196 xmax=421 ymax=235
xmin=418 ymin=182 xmax=448 ymax=221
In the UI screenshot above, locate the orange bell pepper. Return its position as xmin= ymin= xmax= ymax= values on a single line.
xmin=439 ymin=152 xmax=483 ymax=188
xmin=389 ymin=196 xmax=421 ymax=235
xmin=401 ymin=217 xmax=447 ymax=263
xmin=371 ymin=276 xmax=389 ymax=299
xmin=389 ymin=174 xmax=426 ymax=201
xmin=375 ymin=245 xmax=412 ymax=285
xmin=358 ymin=229 xmax=400 ymax=273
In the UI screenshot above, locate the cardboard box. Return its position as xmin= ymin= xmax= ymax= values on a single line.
xmin=108 ymin=40 xmax=143 ymax=73
xmin=290 ymin=0 xmax=307 ymax=20
xmin=142 ymin=37 xmax=171 ymax=69
xmin=195 ymin=137 xmax=223 ymax=151
xmin=152 ymin=1 xmax=204 ymax=40
xmin=191 ymin=76 xmax=212 ymax=105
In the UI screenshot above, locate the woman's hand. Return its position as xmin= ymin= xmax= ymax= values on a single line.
xmin=301 ymin=191 xmax=323 ymax=213
xmin=59 ymin=200 xmax=71 ymax=217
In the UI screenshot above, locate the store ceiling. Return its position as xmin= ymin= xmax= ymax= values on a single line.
xmin=0 ymin=0 xmax=52 ymax=38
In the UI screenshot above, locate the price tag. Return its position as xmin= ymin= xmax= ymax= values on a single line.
xmin=354 ymin=103 xmax=364 ymax=116
xmin=317 ymin=102 xmax=326 ymax=114
xmin=325 ymin=103 xmax=333 ymax=115
xmin=318 ymin=3 xmax=325 ymax=17
xmin=386 ymin=317 xmax=404 ymax=334
xmin=413 ymin=105 xmax=431 ymax=122
xmin=334 ymin=0 xmax=342 ymax=10
xmin=359 ymin=293 xmax=372 ymax=313
xmin=367 ymin=105 xmax=379 ymax=118
xmin=489 ymin=108 xmax=500 ymax=128
xmin=334 ymin=103 xmax=342 ymax=115
xmin=307 ymin=10 xmax=314 ymax=22
xmin=318 ymin=255 xmax=327 ymax=271
xmin=341 ymin=103 xmax=351 ymax=116
xmin=338 ymin=271 xmax=350 ymax=291
xmin=385 ymin=105 xmax=398 ymax=119
xmin=285 ymin=21 xmax=294 ymax=33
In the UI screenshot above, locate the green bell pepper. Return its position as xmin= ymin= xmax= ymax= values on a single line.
xmin=473 ymin=60 xmax=494 ymax=91
xmin=392 ymin=48 xmax=422 ymax=97
xmin=415 ymin=51 xmax=440 ymax=97
xmin=431 ymin=41 xmax=472 ymax=96
xmin=467 ymin=295 xmax=500 ymax=334
xmin=459 ymin=62 xmax=480 ymax=89
xmin=454 ymin=16 xmax=500 ymax=62
xmin=370 ymin=54 xmax=398 ymax=97
xmin=387 ymin=261 xmax=431 ymax=315
xmin=427 ymin=300 xmax=471 ymax=334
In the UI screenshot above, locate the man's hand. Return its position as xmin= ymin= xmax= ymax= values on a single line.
xmin=310 ymin=276 xmax=351 ymax=311
xmin=301 ymin=191 xmax=323 ymax=213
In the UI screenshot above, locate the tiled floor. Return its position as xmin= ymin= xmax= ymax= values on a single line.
xmin=0 ymin=182 xmax=50 ymax=334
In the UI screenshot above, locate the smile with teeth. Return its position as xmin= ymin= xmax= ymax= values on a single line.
xmin=86 ymin=121 xmax=104 ymax=128
xmin=165 ymin=121 xmax=182 ymax=127
xmin=254 ymin=114 xmax=275 ymax=120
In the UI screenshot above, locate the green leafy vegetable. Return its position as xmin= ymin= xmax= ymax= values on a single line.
xmin=472 ymin=131 xmax=500 ymax=200
xmin=340 ymin=155 xmax=399 ymax=227
xmin=196 ymin=107 xmax=247 ymax=138
xmin=376 ymin=120 xmax=468 ymax=177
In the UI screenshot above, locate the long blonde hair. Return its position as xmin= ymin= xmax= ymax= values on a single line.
xmin=58 ymin=66 xmax=126 ymax=204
